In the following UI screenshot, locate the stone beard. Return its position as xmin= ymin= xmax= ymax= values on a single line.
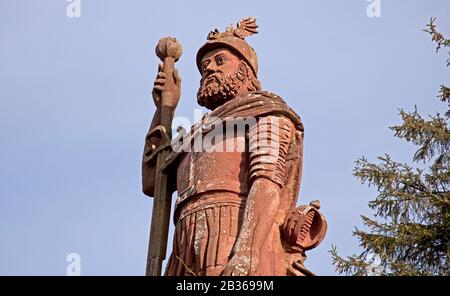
xmin=197 ymin=60 xmax=260 ymax=110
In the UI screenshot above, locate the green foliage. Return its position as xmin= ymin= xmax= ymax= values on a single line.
xmin=330 ymin=19 xmax=450 ymax=276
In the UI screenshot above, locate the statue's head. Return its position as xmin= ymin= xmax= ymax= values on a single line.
xmin=196 ymin=17 xmax=261 ymax=110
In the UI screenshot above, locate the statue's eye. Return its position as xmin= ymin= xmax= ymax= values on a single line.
xmin=201 ymin=62 xmax=209 ymax=72
xmin=216 ymin=56 xmax=226 ymax=65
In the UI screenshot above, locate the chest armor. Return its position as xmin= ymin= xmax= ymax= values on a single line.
xmin=175 ymin=131 xmax=249 ymax=207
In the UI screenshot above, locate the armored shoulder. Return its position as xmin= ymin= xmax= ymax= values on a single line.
xmin=248 ymin=115 xmax=296 ymax=187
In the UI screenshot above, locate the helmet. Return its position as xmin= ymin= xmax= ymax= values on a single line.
xmin=196 ymin=17 xmax=259 ymax=77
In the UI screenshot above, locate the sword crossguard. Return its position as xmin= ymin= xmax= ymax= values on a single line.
xmin=143 ymin=125 xmax=172 ymax=164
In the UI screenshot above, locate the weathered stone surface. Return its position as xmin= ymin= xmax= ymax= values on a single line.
xmin=142 ymin=17 xmax=327 ymax=276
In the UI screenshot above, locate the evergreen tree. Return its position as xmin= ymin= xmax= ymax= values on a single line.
xmin=330 ymin=18 xmax=449 ymax=276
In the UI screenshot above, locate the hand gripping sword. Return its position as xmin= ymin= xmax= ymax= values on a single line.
xmin=145 ymin=37 xmax=182 ymax=276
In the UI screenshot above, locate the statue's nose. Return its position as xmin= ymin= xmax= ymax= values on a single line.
xmin=205 ymin=61 xmax=219 ymax=74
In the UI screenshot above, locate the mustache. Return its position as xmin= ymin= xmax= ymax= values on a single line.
xmin=201 ymin=72 xmax=224 ymax=86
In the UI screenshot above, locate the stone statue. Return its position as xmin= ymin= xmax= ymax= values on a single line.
xmin=142 ymin=17 xmax=327 ymax=276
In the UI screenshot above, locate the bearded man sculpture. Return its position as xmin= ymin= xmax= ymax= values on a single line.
xmin=142 ymin=17 xmax=327 ymax=276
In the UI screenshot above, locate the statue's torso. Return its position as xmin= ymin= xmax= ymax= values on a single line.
xmin=175 ymin=130 xmax=249 ymax=209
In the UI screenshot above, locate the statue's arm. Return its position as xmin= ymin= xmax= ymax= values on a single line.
xmin=223 ymin=115 xmax=294 ymax=275
xmin=141 ymin=61 xmax=181 ymax=197
xmin=142 ymin=108 xmax=161 ymax=197
xmin=225 ymin=178 xmax=280 ymax=275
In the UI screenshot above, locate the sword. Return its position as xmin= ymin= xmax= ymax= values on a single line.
xmin=145 ymin=37 xmax=182 ymax=276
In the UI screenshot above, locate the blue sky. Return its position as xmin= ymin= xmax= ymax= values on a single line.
xmin=0 ymin=0 xmax=448 ymax=275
